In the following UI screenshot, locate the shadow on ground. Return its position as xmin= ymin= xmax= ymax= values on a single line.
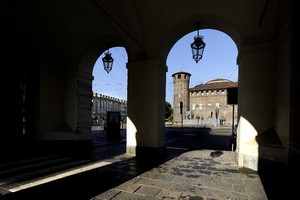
xmin=2 ymin=127 xmax=233 ymax=200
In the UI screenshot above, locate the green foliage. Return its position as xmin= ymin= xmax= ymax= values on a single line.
xmin=165 ymin=101 xmax=173 ymax=122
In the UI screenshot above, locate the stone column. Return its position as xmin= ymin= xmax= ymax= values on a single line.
xmin=126 ymin=58 xmax=166 ymax=157
xmin=237 ymin=40 xmax=275 ymax=170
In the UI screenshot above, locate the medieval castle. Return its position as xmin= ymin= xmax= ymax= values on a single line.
xmin=172 ymin=71 xmax=238 ymax=125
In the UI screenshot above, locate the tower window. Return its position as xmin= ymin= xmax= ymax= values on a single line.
xmin=178 ymin=75 xmax=181 ymax=79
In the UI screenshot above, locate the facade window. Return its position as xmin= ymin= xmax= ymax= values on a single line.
xmin=206 ymin=91 xmax=209 ymax=95
xmin=178 ymin=74 xmax=181 ymax=79
xmin=196 ymin=91 xmax=199 ymax=95
xmin=222 ymin=90 xmax=225 ymax=94
xmin=216 ymin=90 xmax=219 ymax=94
xmin=212 ymin=91 xmax=214 ymax=95
xmin=201 ymin=91 xmax=204 ymax=95
xmin=92 ymin=94 xmax=127 ymax=125
xmin=208 ymin=103 xmax=212 ymax=109
xmin=192 ymin=104 xmax=196 ymax=110
xmin=178 ymin=94 xmax=181 ymax=98
xmin=199 ymin=104 xmax=203 ymax=110
xmin=216 ymin=103 xmax=220 ymax=108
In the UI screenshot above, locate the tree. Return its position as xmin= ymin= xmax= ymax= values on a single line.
xmin=165 ymin=101 xmax=173 ymax=121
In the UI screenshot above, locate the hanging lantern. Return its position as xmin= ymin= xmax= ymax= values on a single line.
xmin=102 ymin=49 xmax=114 ymax=74
xmin=191 ymin=27 xmax=206 ymax=63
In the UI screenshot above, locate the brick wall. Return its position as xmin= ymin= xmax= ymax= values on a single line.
xmin=189 ymin=89 xmax=238 ymax=122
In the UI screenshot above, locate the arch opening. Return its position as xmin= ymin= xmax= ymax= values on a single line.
xmin=91 ymin=46 xmax=128 ymax=153
xmin=164 ymin=28 xmax=239 ymax=151
xmin=60 ymin=36 xmax=131 ymax=156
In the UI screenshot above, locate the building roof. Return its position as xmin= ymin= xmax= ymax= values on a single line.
xmin=172 ymin=71 xmax=191 ymax=77
xmin=93 ymin=93 xmax=127 ymax=103
xmin=189 ymin=78 xmax=238 ymax=91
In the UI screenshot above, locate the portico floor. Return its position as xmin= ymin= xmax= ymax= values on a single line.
xmin=91 ymin=149 xmax=267 ymax=200
xmin=1 ymin=128 xmax=267 ymax=200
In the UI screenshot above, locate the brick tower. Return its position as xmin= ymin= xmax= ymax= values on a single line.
xmin=172 ymin=71 xmax=191 ymax=122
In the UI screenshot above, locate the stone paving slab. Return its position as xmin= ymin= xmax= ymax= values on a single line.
xmin=91 ymin=150 xmax=267 ymax=200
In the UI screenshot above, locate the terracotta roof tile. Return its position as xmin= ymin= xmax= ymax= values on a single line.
xmin=190 ymin=78 xmax=238 ymax=91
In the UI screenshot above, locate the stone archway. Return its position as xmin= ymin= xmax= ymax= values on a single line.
xmin=63 ymin=36 xmax=130 ymax=147
xmin=158 ymin=13 xmax=277 ymax=171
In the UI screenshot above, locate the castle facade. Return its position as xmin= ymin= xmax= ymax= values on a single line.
xmin=172 ymin=72 xmax=238 ymax=125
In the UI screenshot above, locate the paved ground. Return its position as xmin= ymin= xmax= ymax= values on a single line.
xmin=91 ymin=129 xmax=126 ymax=148
xmin=91 ymin=150 xmax=267 ymax=200
xmin=1 ymin=127 xmax=268 ymax=200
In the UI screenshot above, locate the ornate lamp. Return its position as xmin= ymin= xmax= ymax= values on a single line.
xmin=191 ymin=25 xmax=206 ymax=63
xmin=102 ymin=49 xmax=114 ymax=74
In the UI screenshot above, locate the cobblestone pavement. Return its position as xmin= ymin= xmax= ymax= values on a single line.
xmin=91 ymin=150 xmax=267 ymax=200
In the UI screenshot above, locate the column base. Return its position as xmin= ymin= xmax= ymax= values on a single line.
xmin=126 ymin=145 xmax=136 ymax=156
xmin=238 ymin=153 xmax=259 ymax=171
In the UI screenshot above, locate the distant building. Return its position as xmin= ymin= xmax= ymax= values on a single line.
xmin=92 ymin=93 xmax=127 ymax=125
xmin=173 ymin=71 xmax=238 ymax=126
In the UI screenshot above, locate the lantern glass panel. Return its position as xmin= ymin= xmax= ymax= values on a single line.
xmin=102 ymin=52 xmax=114 ymax=73
xmin=190 ymin=35 xmax=206 ymax=63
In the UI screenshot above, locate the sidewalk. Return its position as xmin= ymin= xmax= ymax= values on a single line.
xmin=166 ymin=124 xmax=233 ymax=129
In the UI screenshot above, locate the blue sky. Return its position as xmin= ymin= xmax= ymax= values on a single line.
xmin=92 ymin=47 xmax=128 ymax=100
xmin=92 ymin=29 xmax=238 ymax=107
